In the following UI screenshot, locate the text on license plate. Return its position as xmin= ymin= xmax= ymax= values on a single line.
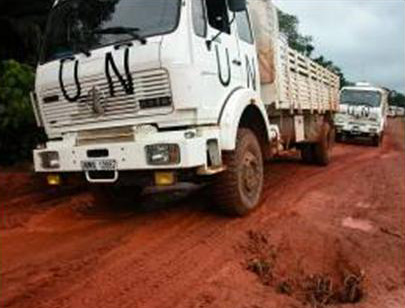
xmin=81 ymin=160 xmax=117 ymax=171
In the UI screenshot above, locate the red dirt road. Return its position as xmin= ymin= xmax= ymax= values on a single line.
xmin=1 ymin=119 xmax=404 ymax=308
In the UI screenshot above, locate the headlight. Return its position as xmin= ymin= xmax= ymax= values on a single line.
xmin=145 ymin=144 xmax=180 ymax=165
xmin=40 ymin=151 xmax=60 ymax=169
xmin=334 ymin=115 xmax=345 ymax=123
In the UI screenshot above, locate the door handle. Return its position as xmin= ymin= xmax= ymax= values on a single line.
xmin=232 ymin=59 xmax=242 ymax=66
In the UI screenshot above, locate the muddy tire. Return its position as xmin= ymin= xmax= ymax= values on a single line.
xmin=313 ymin=123 xmax=333 ymax=166
xmin=372 ymin=133 xmax=383 ymax=147
xmin=211 ymin=128 xmax=264 ymax=216
xmin=301 ymin=144 xmax=315 ymax=164
xmin=91 ymin=186 xmax=143 ymax=208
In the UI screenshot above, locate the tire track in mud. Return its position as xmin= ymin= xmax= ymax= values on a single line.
xmin=0 ymin=202 xmax=143 ymax=308
xmin=33 ymin=209 xmax=241 ymax=308
xmin=0 ymin=183 xmax=86 ymax=230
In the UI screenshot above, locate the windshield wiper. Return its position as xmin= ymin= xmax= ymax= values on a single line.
xmin=342 ymin=101 xmax=359 ymax=106
xmin=77 ymin=43 xmax=91 ymax=57
xmin=93 ymin=27 xmax=147 ymax=45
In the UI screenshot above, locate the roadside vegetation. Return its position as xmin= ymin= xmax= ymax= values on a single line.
xmin=0 ymin=61 xmax=44 ymax=165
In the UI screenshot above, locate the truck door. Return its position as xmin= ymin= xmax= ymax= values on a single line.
xmin=235 ymin=9 xmax=259 ymax=93
xmin=191 ymin=0 xmax=243 ymax=119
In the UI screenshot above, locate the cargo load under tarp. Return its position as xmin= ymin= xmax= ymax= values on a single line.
xmin=249 ymin=0 xmax=340 ymax=111
xmin=249 ymin=0 xmax=278 ymax=85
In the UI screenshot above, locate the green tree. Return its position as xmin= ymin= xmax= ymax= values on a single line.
xmin=0 ymin=0 xmax=54 ymax=64
xmin=0 ymin=60 xmax=44 ymax=165
xmin=390 ymin=92 xmax=405 ymax=107
xmin=277 ymin=9 xmax=314 ymax=57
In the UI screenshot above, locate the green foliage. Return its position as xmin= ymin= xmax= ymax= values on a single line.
xmin=0 ymin=60 xmax=44 ymax=165
xmin=0 ymin=0 xmax=54 ymax=64
xmin=390 ymin=92 xmax=405 ymax=107
xmin=278 ymin=10 xmax=314 ymax=57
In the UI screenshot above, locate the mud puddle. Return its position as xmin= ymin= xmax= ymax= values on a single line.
xmin=241 ymin=230 xmax=365 ymax=307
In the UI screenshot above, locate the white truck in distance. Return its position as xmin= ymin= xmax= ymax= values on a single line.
xmin=334 ymin=83 xmax=388 ymax=147
xmin=388 ymin=106 xmax=397 ymax=117
xmin=31 ymin=0 xmax=339 ymax=215
xmin=389 ymin=106 xmax=405 ymax=117
xmin=397 ymin=107 xmax=405 ymax=117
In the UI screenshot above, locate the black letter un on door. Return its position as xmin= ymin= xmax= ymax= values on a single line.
xmin=59 ymin=59 xmax=81 ymax=102
xmin=215 ymin=45 xmax=231 ymax=87
xmin=105 ymin=48 xmax=134 ymax=97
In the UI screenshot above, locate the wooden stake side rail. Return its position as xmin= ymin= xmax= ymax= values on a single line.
xmin=277 ymin=40 xmax=340 ymax=112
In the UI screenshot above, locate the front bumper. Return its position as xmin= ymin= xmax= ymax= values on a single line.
xmin=335 ymin=122 xmax=381 ymax=137
xmin=34 ymin=127 xmax=219 ymax=174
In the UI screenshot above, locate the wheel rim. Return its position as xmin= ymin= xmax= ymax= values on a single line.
xmin=241 ymin=151 xmax=262 ymax=201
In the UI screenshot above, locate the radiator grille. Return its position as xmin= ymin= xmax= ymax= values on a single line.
xmin=40 ymin=69 xmax=171 ymax=130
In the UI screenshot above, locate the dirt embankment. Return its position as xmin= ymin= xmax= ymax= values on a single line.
xmin=1 ymin=119 xmax=404 ymax=308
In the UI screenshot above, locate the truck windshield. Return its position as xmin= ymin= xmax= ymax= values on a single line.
xmin=341 ymin=90 xmax=382 ymax=107
xmin=40 ymin=0 xmax=180 ymax=63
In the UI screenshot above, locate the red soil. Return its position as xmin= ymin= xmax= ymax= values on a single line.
xmin=1 ymin=119 xmax=404 ymax=308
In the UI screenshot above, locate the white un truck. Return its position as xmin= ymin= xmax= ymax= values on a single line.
xmin=334 ymin=83 xmax=388 ymax=147
xmin=31 ymin=0 xmax=339 ymax=215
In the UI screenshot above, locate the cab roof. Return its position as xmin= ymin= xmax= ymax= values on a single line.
xmin=341 ymin=85 xmax=387 ymax=94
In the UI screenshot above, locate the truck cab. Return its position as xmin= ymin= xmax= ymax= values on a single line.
xmin=31 ymin=0 xmax=339 ymax=215
xmin=334 ymin=83 xmax=388 ymax=146
xmin=33 ymin=1 xmax=265 ymax=167
xmin=31 ymin=0 xmax=275 ymax=212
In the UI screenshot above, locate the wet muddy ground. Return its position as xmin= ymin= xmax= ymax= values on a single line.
xmin=1 ymin=119 xmax=404 ymax=308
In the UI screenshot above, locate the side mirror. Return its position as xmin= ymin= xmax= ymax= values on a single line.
xmin=228 ymin=0 xmax=246 ymax=12
xmin=389 ymin=90 xmax=397 ymax=100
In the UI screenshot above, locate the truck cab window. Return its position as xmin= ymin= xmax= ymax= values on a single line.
xmin=341 ymin=90 xmax=382 ymax=107
xmin=41 ymin=0 xmax=181 ymax=63
xmin=205 ymin=0 xmax=230 ymax=34
xmin=235 ymin=10 xmax=253 ymax=44
xmin=193 ymin=0 xmax=207 ymax=37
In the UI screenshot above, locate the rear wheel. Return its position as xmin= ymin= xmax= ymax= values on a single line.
xmin=301 ymin=143 xmax=316 ymax=164
xmin=211 ymin=128 xmax=264 ymax=216
xmin=372 ymin=133 xmax=383 ymax=147
xmin=301 ymin=123 xmax=333 ymax=166
xmin=313 ymin=123 xmax=333 ymax=166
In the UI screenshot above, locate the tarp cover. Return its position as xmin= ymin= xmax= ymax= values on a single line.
xmin=249 ymin=0 xmax=277 ymax=85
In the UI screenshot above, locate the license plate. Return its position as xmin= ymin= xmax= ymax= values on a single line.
xmin=351 ymin=127 xmax=360 ymax=134
xmin=81 ymin=159 xmax=117 ymax=171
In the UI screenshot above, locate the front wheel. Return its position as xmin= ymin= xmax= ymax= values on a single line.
xmin=211 ymin=128 xmax=264 ymax=216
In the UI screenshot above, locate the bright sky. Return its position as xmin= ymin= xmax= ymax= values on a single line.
xmin=273 ymin=0 xmax=405 ymax=93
